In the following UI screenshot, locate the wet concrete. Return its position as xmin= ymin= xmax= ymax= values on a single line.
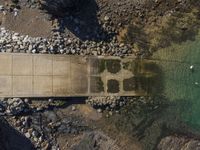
xmin=0 ymin=54 xmax=158 ymax=97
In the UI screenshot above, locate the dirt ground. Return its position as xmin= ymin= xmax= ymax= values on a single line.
xmin=0 ymin=5 xmax=52 ymax=37
xmin=0 ymin=0 xmax=149 ymax=40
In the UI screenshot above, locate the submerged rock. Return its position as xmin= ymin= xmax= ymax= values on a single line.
xmin=71 ymin=131 xmax=120 ymax=150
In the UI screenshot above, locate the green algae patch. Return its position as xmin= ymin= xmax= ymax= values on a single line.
xmin=107 ymin=79 xmax=120 ymax=93
xmin=90 ymin=77 xmax=104 ymax=93
xmin=106 ymin=59 xmax=121 ymax=74
xmin=123 ymin=77 xmax=138 ymax=91
xmin=122 ymin=60 xmax=141 ymax=75
xmin=122 ymin=60 xmax=164 ymax=95
xmin=91 ymin=59 xmax=106 ymax=74
xmin=98 ymin=59 xmax=106 ymax=73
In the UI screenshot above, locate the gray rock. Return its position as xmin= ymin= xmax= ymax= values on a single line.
xmin=24 ymin=98 xmax=30 ymax=103
xmin=32 ymin=49 xmax=37 ymax=53
xmin=44 ymin=111 xmax=58 ymax=123
xmin=32 ymin=130 xmax=39 ymax=138
xmin=5 ymin=98 xmax=30 ymax=115
xmin=72 ymin=106 xmax=76 ymax=111
xmin=36 ymin=107 xmax=43 ymax=111
xmin=25 ymin=132 xmax=31 ymax=138
xmin=0 ymin=5 xmax=4 ymax=11
xmin=104 ymin=15 xmax=110 ymax=21
xmin=48 ymin=99 xmax=53 ymax=103
xmin=97 ymin=108 xmax=102 ymax=113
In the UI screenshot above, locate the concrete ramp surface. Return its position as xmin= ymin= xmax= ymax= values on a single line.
xmin=0 ymin=53 xmax=154 ymax=97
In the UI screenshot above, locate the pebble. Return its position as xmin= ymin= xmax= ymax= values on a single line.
xmin=24 ymin=98 xmax=30 ymax=103
xmin=36 ymin=107 xmax=43 ymax=111
xmin=0 ymin=5 xmax=4 ymax=11
xmin=109 ymin=111 xmax=113 ymax=116
xmin=38 ymin=136 xmax=43 ymax=142
xmin=25 ymin=132 xmax=31 ymax=138
xmin=86 ymin=96 xmax=121 ymax=109
xmin=104 ymin=15 xmax=110 ymax=21
xmin=72 ymin=106 xmax=76 ymax=111
xmin=32 ymin=130 xmax=39 ymax=137
xmin=48 ymin=99 xmax=53 ymax=103
xmin=97 ymin=108 xmax=102 ymax=113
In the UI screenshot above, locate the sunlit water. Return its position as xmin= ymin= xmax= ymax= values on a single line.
xmin=151 ymin=32 xmax=200 ymax=129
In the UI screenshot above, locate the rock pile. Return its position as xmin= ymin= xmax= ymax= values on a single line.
xmin=0 ymin=98 xmax=31 ymax=115
xmin=0 ymin=27 xmax=133 ymax=56
xmin=0 ymin=98 xmax=91 ymax=149
xmin=8 ymin=111 xmax=89 ymax=149
xmin=57 ymin=115 xmax=89 ymax=135
xmin=86 ymin=96 xmax=127 ymax=111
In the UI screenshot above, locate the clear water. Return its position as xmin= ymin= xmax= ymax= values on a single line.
xmin=151 ymin=32 xmax=200 ymax=129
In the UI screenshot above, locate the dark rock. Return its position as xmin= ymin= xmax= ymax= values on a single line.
xmin=0 ymin=102 xmax=5 ymax=113
xmin=0 ymin=117 xmax=35 ymax=150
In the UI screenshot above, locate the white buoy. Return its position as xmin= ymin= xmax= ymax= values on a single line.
xmin=195 ymin=82 xmax=199 ymax=85
xmin=190 ymin=65 xmax=194 ymax=70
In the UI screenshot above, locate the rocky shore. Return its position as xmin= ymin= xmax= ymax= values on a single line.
xmin=0 ymin=97 xmax=126 ymax=149
xmin=0 ymin=27 xmax=133 ymax=56
xmin=0 ymin=0 xmax=136 ymax=57
xmin=0 ymin=98 xmax=94 ymax=149
xmin=0 ymin=1 xmax=136 ymax=149
xmin=0 ymin=0 xmax=200 ymax=150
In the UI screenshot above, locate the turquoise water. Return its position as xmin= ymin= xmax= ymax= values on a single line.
xmin=151 ymin=32 xmax=200 ymax=129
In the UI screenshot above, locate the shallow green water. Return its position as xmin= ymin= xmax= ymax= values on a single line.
xmin=104 ymin=33 xmax=200 ymax=150
xmin=151 ymin=32 xmax=200 ymax=129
